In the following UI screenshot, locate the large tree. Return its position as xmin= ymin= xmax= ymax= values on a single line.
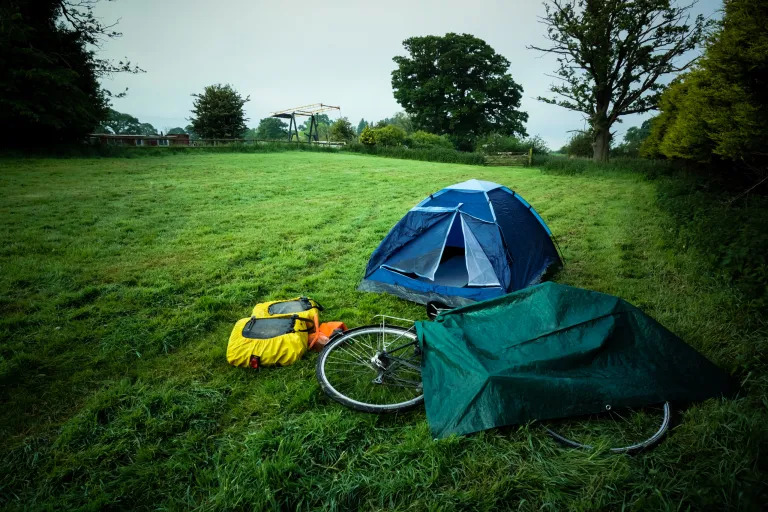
xmin=255 ymin=117 xmax=288 ymax=140
xmin=184 ymin=124 xmax=199 ymax=141
xmin=529 ymin=0 xmax=709 ymax=162
xmin=96 ymin=109 xmax=157 ymax=135
xmin=189 ymin=84 xmax=249 ymax=139
xmin=376 ymin=112 xmax=414 ymax=133
xmin=329 ymin=117 xmax=356 ymax=142
xmin=641 ymin=0 xmax=768 ymax=176
xmin=0 ymin=0 xmax=140 ymax=146
xmin=298 ymin=114 xmax=332 ymax=141
xmin=391 ymin=33 xmax=527 ymax=150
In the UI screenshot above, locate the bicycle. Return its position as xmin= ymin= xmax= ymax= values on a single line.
xmin=315 ymin=316 xmax=423 ymax=414
xmin=315 ymin=310 xmax=671 ymax=454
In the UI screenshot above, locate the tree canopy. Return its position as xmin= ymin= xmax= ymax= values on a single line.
xmin=189 ymin=84 xmax=249 ymax=139
xmin=476 ymin=133 xmax=551 ymax=155
xmin=0 ymin=0 xmax=140 ymax=146
xmin=612 ymin=120 xmax=652 ymax=157
xmin=184 ymin=124 xmax=199 ymax=141
xmin=375 ymin=112 xmax=414 ymax=134
xmin=298 ymin=114 xmax=332 ymax=141
xmin=562 ymin=131 xmax=594 ymax=157
xmin=329 ymin=118 xmax=356 ymax=142
xmin=529 ymin=0 xmax=709 ymax=162
xmin=641 ymin=0 xmax=768 ymax=176
xmin=255 ymin=118 xmax=288 ymax=140
xmin=96 ymin=109 xmax=157 ymax=135
xmin=391 ymin=33 xmax=527 ymax=150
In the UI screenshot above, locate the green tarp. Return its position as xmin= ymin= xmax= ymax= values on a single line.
xmin=415 ymin=282 xmax=734 ymax=439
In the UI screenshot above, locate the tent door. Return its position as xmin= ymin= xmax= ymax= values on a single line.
xmin=461 ymin=215 xmax=501 ymax=286
xmin=381 ymin=211 xmax=455 ymax=280
xmin=425 ymin=213 xmax=466 ymax=287
xmin=384 ymin=212 xmax=500 ymax=288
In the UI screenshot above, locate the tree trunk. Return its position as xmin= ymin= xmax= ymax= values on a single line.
xmin=592 ymin=125 xmax=611 ymax=163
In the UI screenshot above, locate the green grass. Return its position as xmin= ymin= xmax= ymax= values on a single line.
xmin=0 ymin=152 xmax=765 ymax=510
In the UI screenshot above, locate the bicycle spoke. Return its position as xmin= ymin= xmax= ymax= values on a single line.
xmin=355 ymin=334 xmax=378 ymax=354
xmin=382 ymin=328 xmax=416 ymax=351
xmin=337 ymin=340 xmax=372 ymax=365
xmin=325 ymin=359 xmax=371 ymax=368
xmin=318 ymin=326 xmax=423 ymax=411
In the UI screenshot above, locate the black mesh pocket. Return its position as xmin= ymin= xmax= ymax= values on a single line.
xmin=268 ymin=297 xmax=313 ymax=315
xmin=241 ymin=317 xmax=296 ymax=339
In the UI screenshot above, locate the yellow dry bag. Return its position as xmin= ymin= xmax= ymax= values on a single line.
xmin=251 ymin=297 xmax=323 ymax=323
xmin=227 ymin=297 xmax=324 ymax=368
xmin=252 ymin=297 xmax=324 ymax=349
xmin=227 ymin=315 xmax=315 ymax=368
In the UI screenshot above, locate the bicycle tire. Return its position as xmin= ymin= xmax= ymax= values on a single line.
xmin=545 ymin=402 xmax=671 ymax=454
xmin=316 ymin=325 xmax=424 ymax=413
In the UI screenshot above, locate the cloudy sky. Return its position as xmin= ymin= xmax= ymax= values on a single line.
xmin=94 ymin=0 xmax=722 ymax=149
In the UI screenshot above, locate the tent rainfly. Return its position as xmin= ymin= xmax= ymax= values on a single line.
xmin=359 ymin=179 xmax=562 ymax=307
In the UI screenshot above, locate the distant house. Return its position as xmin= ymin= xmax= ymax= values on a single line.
xmin=88 ymin=133 xmax=190 ymax=146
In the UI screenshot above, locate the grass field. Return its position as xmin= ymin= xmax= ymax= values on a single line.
xmin=1 ymin=152 xmax=765 ymax=510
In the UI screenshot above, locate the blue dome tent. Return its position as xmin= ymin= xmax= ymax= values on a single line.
xmin=358 ymin=179 xmax=562 ymax=307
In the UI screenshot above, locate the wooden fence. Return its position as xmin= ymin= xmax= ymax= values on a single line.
xmin=484 ymin=148 xmax=533 ymax=167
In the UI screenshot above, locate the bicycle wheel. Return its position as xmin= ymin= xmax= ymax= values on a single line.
xmin=545 ymin=402 xmax=671 ymax=454
xmin=316 ymin=325 xmax=423 ymax=413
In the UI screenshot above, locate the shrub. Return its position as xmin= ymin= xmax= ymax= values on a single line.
xmin=611 ymin=120 xmax=652 ymax=158
xmin=8 ymin=140 xmax=342 ymax=159
xmin=358 ymin=126 xmax=376 ymax=146
xmin=656 ymin=176 xmax=768 ymax=312
xmin=329 ymin=117 xmax=356 ymax=142
xmin=525 ymin=135 xmax=551 ymax=155
xmin=373 ymin=125 xmax=407 ymax=146
xmin=563 ymin=131 xmax=594 ymax=157
xmin=536 ymin=155 xmax=593 ymax=174
xmin=536 ymin=154 xmax=678 ymax=177
xmin=477 ymin=133 xmax=524 ymax=154
xmin=342 ymin=143 xmax=485 ymax=165
xmin=407 ymin=131 xmax=454 ymax=149
xmin=357 ymin=125 xmax=408 ymax=147
xmin=476 ymin=133 xmax=550 ymax=154
xmin=536 ymin=154 xmax=768 ymax=312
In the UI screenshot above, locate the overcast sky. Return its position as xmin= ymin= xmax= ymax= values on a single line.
xmin=94 ymin=0 xmax=722 ymax=149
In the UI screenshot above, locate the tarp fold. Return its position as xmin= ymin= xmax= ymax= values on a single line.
xmin=416 ymin=282 xmax=735 ymax=439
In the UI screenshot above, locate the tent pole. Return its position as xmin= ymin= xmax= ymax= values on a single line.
xmin=552 ymin=235 xmax=567 ymax=265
